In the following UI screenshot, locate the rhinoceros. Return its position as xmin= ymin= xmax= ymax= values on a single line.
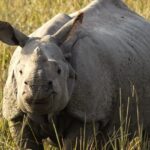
xmin=1 ymin=0 xmax=150 ymax=149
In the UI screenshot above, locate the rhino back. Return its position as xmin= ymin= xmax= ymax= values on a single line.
xmin=67 ymin=0 xmax=150 ymax=131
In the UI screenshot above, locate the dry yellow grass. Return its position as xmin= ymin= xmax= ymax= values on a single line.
xmin=0 ymin=0 xmax=150 ymax=149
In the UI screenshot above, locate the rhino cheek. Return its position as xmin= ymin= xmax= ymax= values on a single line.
xmin=62 ymin=83 xmax=70 ymax=105
xmin=55 ymin=82 xmax=70 ymax=111
xmin=53 ymin=80 xmax=69 ymax=109
xmin=17 ymin=93 xmax=27 ymax=113
xmin=16 ymin=87 xmax=32 ymax=113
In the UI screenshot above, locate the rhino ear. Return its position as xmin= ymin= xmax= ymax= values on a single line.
xmin=53 ymin=12 xmax=84 ymax=46
xmin=0 ymin=21 xmax=29 ymax=47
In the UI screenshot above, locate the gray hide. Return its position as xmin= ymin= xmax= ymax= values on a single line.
xmin=2 ymin=0 xmax=150 ymax=145
xmin=66 ymin=0 xmax=150 ymax=132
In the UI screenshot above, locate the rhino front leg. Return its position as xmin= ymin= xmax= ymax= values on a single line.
xmin=8 ymin=116 xmax=44 ymax=150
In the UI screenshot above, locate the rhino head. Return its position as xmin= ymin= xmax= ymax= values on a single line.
xmin=0 ymin=13 xmax=83 ymax=118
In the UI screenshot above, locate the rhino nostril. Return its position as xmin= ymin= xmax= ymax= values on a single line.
xmin=48 ymin=81 xmax=53 ymax=88
xmin=22 ymin=91 xmax=26 ymax=95
xmin=24 ymin=81 xmax=28 ymax=85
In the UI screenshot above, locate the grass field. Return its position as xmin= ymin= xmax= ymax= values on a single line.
xmin=0 ymin=0 xmax=150 ymax=149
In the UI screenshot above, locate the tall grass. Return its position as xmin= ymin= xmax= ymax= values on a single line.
xmin=0 ymin=0 xmax=150 ymax=149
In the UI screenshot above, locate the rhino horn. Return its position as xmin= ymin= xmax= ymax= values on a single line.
xmin=0 ymin=21 xmax=29 ymax=47
xmin=31 ymin=47 xmax=47 ymax=62
xmin=53 ymin=12 xmax=84 ymax=46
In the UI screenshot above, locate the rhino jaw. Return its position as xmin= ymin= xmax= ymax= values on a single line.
xmin=17 ymin=92 xmax=56 ymax=115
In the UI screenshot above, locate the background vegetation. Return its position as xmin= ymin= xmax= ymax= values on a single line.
xmin=0 ymin=0 xmax=150 ymax=149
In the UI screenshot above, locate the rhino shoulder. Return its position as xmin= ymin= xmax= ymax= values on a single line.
xmin=65 ymin=34 xmax=114 ymax=124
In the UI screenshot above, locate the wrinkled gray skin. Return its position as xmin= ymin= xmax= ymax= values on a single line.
xmin=1 ymin=0 xmax=150 ymax=149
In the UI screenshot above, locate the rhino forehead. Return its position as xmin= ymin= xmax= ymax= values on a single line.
xmin=41 ymin=43 xmax=64 ymax=60
xmin=19 ymin=38 xmax=64 ymax=61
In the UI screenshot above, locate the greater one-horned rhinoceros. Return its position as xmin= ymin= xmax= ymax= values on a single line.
xmin=1 ymin=0 xmax=150 ymax=149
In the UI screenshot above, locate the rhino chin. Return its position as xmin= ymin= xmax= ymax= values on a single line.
xmin=17 ymin=92 xmax=57 ymax=114
xmin=27 ymin=113 xmax=50 ymax=124
xmin=18 ymin=98 xmax=51 ymax=115
xmin=25 ymin=103 xmax=51 ymax=115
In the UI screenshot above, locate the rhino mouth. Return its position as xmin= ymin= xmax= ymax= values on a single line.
xmin=25 ymin=91 xmax=57 ymax=104
xmin=20 ymin=91 xmax=57 ymax=114
xmin=32 ymin=100 xmax=49 ymax=105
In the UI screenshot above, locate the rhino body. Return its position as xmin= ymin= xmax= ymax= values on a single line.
xmin=1 ymin=0 xmax=150 ymax=149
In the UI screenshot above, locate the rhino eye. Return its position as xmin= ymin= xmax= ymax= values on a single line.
xmin=19 ymin=70 xmax=23 ymax=75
